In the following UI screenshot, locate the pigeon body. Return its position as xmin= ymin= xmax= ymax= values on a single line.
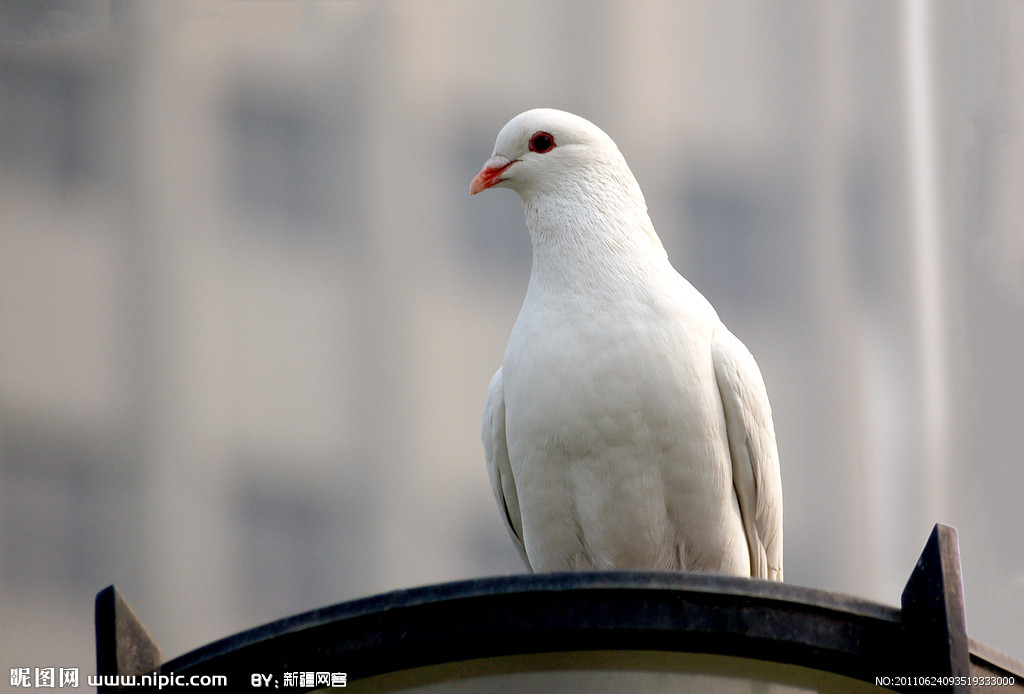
xmin=473 ymin=108 xmax=783 ymax=580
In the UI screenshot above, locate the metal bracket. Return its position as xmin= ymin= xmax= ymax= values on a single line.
xmin=94 ymin=585 xmax=162 ymax=692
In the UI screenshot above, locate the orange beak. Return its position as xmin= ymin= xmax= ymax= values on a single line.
xmin=470 ymin=155 xmax=514 ymax=195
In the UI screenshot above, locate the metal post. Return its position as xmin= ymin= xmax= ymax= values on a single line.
xmin=95 ymin=586 xmax=162 ymax=693
xmin=900 ymin=524 xmax=971 ymax=693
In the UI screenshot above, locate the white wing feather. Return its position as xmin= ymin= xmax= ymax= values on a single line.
xmin=482 ymin=368 xmax=532 ymax=570
xmin=713 ymin=329 xmax=784 ymax=581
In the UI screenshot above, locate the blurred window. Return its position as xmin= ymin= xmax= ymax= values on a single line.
xmin=227 ymin=91 xmax=331 ymax=231
xmin=0 ymin=60 xmax=97 ymax=190
xmin=232 ymin=471 xmax=338 ymax=615
xmin=0 ymin=422 xmax=126 ymax=592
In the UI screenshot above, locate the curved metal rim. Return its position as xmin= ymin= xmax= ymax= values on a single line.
xmin=159 ymin=571 xmax=904 ymax=684
xmin=100 ymin=526 xmax=1023 ymax=693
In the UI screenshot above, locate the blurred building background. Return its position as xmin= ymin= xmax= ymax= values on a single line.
xmin=1 ymin=0 xmax=1022 ymax=676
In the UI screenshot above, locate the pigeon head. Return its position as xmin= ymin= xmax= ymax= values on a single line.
xmin=470 ymin=108 xmax=637 ymax=204
xmin=471 ymin=108 xmax=663 ymax=259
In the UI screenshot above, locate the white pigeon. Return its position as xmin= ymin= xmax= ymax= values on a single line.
xmin=471 ymin=108 xmax=782 ymax=580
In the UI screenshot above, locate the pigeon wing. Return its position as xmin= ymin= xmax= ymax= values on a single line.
xmin=712 ymin=329 xmax=784 ymax=581
xmin=482 ymin=368 xmax=532 ymax=570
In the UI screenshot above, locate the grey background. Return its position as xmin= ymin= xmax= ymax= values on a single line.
xmin=1 ymin=0 xmax=1022 ymax=677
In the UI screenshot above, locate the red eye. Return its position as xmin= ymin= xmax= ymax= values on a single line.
xmin=528 ymin=131 xmax=556 ymax=153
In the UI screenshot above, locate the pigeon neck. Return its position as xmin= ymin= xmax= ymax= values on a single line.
xmin=523 ymin=192 xmax=670 ymax=295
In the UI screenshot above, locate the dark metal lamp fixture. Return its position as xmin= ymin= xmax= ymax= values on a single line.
xmin=95 ymin=524 xmax=1023 ymax=693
